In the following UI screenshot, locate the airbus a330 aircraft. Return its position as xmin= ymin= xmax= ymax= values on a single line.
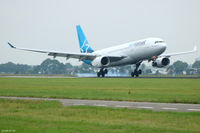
xmin=8 ymin=25 xmax=197 ymax=77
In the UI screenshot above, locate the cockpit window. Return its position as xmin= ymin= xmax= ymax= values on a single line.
xmin=155 ymin=41 xmax=165 ymax=44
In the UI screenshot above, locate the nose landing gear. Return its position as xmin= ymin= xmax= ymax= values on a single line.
xmin=97 ymin=68 xmax=108 ymax=77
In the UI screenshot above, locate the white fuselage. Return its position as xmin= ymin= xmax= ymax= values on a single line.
xmin=93 ymin=38 xmax=167 ymax=67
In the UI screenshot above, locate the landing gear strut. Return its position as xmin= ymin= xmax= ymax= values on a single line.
xmin=97 ymin=68 xmax=108 ymax=77
xmin=131 ymin=62 xmax=142 ymax=77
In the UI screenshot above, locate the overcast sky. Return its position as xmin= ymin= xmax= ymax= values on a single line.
xmin=0 ymin=0 xmax=200 ymax=65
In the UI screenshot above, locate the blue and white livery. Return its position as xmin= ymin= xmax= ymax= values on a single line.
xmin=8 ymin=25 xmax=197 ymax=77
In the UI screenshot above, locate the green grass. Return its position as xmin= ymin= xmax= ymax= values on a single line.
xmin=0 ymin=99 xmax=200 ymax=133
xmin=0 ymin=78 xmax=200 ymax=103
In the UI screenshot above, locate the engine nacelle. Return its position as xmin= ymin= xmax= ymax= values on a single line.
xmin=152 ymin=57 xmax=170 ymax=68
xmin=92 ymin=56 xmax=110 ymax=67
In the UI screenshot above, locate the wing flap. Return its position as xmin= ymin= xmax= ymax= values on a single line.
xmin=48 ymin=52 xmax=97 ymax=60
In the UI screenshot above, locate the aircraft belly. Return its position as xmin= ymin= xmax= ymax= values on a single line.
xmin=108 ymin=46 xmax=158 ymax=67
xmin=96 ymin=44 xmax=165 ymax=68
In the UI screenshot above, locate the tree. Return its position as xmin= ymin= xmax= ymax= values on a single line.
xmin=155 ymin=70 xmax=160 ymax=75
xmin=192 ymin=61 xmax=200 ymax=75
xmin=0 ymin=62 xmax=16 ymax=73
xmin=145 ymin=69 xmax=152 ymax=74
xmin=192 ymin=61 xmax=200 ymax=69
xmin=140 ymin=64 xmax=146 ymax=71
xmin=39 ymin=59 xmax=66 ymax=74
xmin=173 ymin=61 xmax=188 ymax=74
xmin=167 ymin=65 xmax=174 ymax=75
xmin=65 ymin=63 xmax=73 ymax=68
xmin=31 ymin=65 xmax=41 ymax=74
xmin=0 ymin=62 xmax=31 ymax=74
xmin=78 ymin=63 xmax=95 ymax=73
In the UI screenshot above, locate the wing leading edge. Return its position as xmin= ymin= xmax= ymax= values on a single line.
xmin=8 ymin=42 xmax=126 ymax=62
xmin=160 ymin=46 xmax=197 ymax=57
xmin=8 ymin=42 xmax=97 ymax=60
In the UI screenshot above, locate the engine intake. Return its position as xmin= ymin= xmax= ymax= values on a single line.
xmin=152 ymin=57 xmax=170 ymax=68
xmin=101 ymin=57 xmax=109 ymax=66
xmin=92 ymin=56 xmax=110 ymax=67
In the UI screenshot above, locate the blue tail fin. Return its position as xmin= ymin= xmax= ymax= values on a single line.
xmin=76 ymin=25 xmax=94 ymax=53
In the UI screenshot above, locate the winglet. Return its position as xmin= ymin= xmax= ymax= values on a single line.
xmin=8 ymin=42 xmax=16 ymax=48
xmin=193 ymin=45 xmax=197 ymax=52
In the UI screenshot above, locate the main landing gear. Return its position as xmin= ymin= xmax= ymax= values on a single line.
xmin=131 ymin=62 xmax=142 ymax=77
xmin=97 ymin=68 xmax=108 ymax=77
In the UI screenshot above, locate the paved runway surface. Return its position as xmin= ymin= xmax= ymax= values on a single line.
xmin=1 ymin=75 xmax=200 ymax=79
xmin=1 ymin=96 xmax=200 ymax=112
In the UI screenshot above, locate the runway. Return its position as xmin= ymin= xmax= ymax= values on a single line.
xmin=0 ymin=96 xmax=200 ymax=112
xmin=1 ymin=75 xmax=200 ymax=79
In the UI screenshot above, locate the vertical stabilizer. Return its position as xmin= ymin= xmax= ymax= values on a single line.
xmin=76 ymin=25 xmax=94 ymax=53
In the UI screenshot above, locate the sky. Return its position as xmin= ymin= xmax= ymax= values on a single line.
xmin=0 ymin=0 xmax=200 ymax=66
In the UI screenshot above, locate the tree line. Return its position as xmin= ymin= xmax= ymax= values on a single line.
xmin=0 ymin=58 xmax=200 ymax=75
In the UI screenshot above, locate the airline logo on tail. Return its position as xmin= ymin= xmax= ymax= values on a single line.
xmin=76 ymin=25 xmax=94 ymax=53
xmin=80 ymin=40 xmax=91 ymax=53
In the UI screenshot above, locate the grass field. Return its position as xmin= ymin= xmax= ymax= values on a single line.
xmin=0 ymin=77 xmax=200 ymax=103
xmin=0 ymin=99 xmax=200 ymax=133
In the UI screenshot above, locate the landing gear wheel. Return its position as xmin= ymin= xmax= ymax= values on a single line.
xmin=131 ymin=72 xmax=135 ymax=77
xmin=97 ymin=72 xmax=101 ymax=77
xmin=104 ymin=69 xmax=108 ymax=74
xmin=138 ymin=69 xmax=142 ymax=74
xmin=135 ymin=72 xmax=139 ymax=77
xmin=97 ymin=68 xmax=108 ymax=77
xmin=133 ymin=70 xmax=139 ymax=77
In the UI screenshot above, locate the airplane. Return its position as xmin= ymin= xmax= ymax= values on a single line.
xmin=8 ymin=25 xmax=197 ymax=77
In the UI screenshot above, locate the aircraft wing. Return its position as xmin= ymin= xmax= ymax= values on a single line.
xmin=8 ymin=42 xmax=126 ymax=61
xmin=8 ymin=42 xmax=98 ymax=60
xmin=160 ymin=46 xmax=197 ymax=58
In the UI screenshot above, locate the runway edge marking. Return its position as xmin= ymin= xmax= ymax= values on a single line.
xmin=187 ymin=109 xmax=200 ymax=111
xmin=162 ymin=107 xmax=178 ymax=110
xmin=137 ymin=106 xmax=153 ymax=109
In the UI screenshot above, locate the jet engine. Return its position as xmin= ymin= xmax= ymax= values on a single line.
xmin=92 ymin=56 xmax=110 ymax=67
xmin=152 ymin=57 xmax=170 ymax=68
